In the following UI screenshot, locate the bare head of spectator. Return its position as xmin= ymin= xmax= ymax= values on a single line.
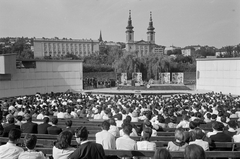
xmin=158 ymin=115 xmax=165 ymax=123
xmin=55 ymin=131 xmax=73 ymax=149
xmin=189 ymin=121 xmax=197 ymax=130
xmin=206 ymin=113 xmax=211 ymax=120
xmin=153 ymin=148 xmax=172 ymax=159
xmin=125 ymin=115 xmax=132 ymax=122
xmin=9 ymin=128 xmax=22 ymax=143
xmin=24 ymin=134 xmax=37 ymax=150
xmin=212 ymin=121 xmax=224 ymax=131
xmin=101 ymin=120 xmax=110 ymax=131
xmin=211 ymin=114 xmax=217 ymax=121
xmin=169 ymin=116 xmax=177 ymax=124
xmin=6 ymin=114 xmax=15 ymax=124
xmin=15 ymin=115 xmax=23 ymax=123
xmin=65 ymin=120 xmax=72 ymax=128
xmin=220 ymin=116 xmax=226 ymax=124
xmin=109 ymin=118 xmax=116 ymax=126
xmin=43 ymin=117 xmax=49 ymax=123
xmin=227 ymin=120 xmax=237 ymax=129
xmin=194 ymin=128 xmax=205 ymax=140
xmin=184 ymin=144 xmax=206 ymax=159
xmin=122 ymin=123 xmax=132 ymax=136
xmin=141 ymin=127 xmax=152 ymax=141
xmin=75 ymin=126 xmax=89 ymax=143
xmin=24 ymin=114 xmax=32 ymax=122
xmin=52 ymin=118 xmax=58 ymax=125
xmin=175 ymin=128 xmax=185 ymax=143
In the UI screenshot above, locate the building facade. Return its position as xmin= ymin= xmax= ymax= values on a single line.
xmin=34 ymin=38 xmax=99 ymax=58
xmin=125 ymin=11 xmax=165 ymax=56
xmin=181 ymin=47 xmax=195 ymax=56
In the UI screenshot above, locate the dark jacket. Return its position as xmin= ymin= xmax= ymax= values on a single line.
xmin=210 ymin=132 xmax=232 ymax=151
xmin=38 ymin=123 xmax=52 ymax=134
xmin=2 ymin=123 xmax=20 ymax=137
xmin=47 ymin=126 xmax=62 ymax=135
xmin=68 ymin=141 xmax=105 ymax=159
xmin=21 ymin=121 xmax=38 ymax=134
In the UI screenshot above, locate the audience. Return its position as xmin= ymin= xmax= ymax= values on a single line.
xmin=0 ymin=128 xmax=24 ymax=159
xmin=18 ymin=134 xmax=46 ymax=159
xmin=47 ymin=117 xmax=62 ymax=135
xmin=21 ymin=114 xmax=38 ymax=134
xmin=95 ymin=120 xmax=116 ymax=149
xmin=153 ymin=148 xmax=172 ymax=159
xmin=167 ymin=128 xmax=188 ymax=151
xmin=137 ymin=127 xmax=156 ymax=151
xmin=38 ymin=117 xmax=52 ymax=134
xmin=64 ymin=120 xmax=75 ymax=135
xmin=116 ymin=123 xmax=137 ymax=150
xmin=68 ymin=126 xmax=105 ymax=159
xmin=184 ymin=144 xmax=206 ymax=159
xmin=189 ymin=128 xmax=209 ymax=151
xmin=2 ymin=114 xmax=20 ymax=137
xmin=52 ymin=131 xmax=76 ymax=159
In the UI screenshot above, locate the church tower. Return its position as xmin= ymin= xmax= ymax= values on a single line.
xmin=126 ymin=10 xmax=134 ymax=51
xmin=147 ymin=12 xmax=155 ymax=44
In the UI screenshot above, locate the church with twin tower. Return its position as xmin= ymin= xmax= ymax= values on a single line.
xmin=125 ymin=10 xmax=165 ymax=56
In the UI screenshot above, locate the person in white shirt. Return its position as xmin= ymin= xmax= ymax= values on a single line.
xmin=19 ymin=134 xmax=46 ymax=159
xmin=52 ymin=131 xmax=76 ymax=159
xmin=189 ymin=128 xmax=209 ymax=151
xmin=176 ymin=114 xmax=190 ymax=129
xmin=57 ymin=108 xmax=66 ymax=118
xmin=96 ymin=120 xmax=116 ymax=149
xmin=137 ymin=127 xmax=156 ymax=151
xmin=108 ymin=118 xmax=120 ymax=137
xmin=0 ymin=128 xmax=24 ymax=159
xmin=116 ymin=124 xmax=137 ymax=150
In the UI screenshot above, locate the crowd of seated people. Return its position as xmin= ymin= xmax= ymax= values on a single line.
xmin=0 ymin=91 xmax=240 ymax=158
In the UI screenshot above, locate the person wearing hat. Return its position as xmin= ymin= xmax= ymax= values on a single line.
xmin=68 ymin=126 xmax=105 ymax=159
xmin=21 ymin=114 xmax=38 ymax=134
xmin=2 ymin=114 xmax=20 ymax=137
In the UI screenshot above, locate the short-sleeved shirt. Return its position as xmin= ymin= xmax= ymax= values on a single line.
xmin=18 ymin=150 xmax=46 ymax=159
xmin=0 ymin=142 xmax=24 ymax=159
xmin=116 ymin=135 xmax=137 ymax=150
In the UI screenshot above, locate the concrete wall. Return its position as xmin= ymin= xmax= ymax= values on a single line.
xmin=196 ymin=58 xmax=240 ymax=95
xmin=0 ymin=53 xmax=16 ymax=74
xmin=0 ymin=60 xmax=83 ymax=98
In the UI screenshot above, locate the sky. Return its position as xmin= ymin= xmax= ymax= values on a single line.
xmin=0 ymin=0 xmax=239 ymax=48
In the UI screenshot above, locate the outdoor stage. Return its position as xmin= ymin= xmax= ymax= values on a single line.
xmin=84 ymin=84 xmax=209 ymax=96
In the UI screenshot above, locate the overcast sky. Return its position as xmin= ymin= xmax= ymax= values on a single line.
xmin=0 ymin=0 xmax=239 ymax=48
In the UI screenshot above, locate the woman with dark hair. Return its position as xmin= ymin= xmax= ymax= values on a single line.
xmin=18 ymin=134 xmax=46 ymax=159
xmin=167 ymin=128 xmax=188 ymax=151
xmin=68 ymin=126 xmax=105 ymax=159
xmin=52 ymin=131 xmax=76 ymax=159
xmin=137 ymin=127 xmax=156 ymax=151
xmin=153 ymin=148 xmax=172 ymax=159
xmin=184 ymin=144 xmax=206 ymax=159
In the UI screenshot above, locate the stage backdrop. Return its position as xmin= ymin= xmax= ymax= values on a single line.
xmin=132 ymin=72 xmax=142 ymax=86
xmin=121 ymin=73 xmax=127 ymax=85
xmin=172 ymin=72 xmax=184 ymax=84
xmin=160 ymin=73 xmax=170 ymax=84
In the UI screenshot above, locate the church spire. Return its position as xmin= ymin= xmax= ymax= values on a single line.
xmin=98 ymin=30 xmax=103 ymax=42
xmin=147 ymin=11 xmax=155 ymax=32
xmin=126 ymin=10 xmax=134 ymax=31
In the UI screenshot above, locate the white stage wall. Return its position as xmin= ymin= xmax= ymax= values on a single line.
xmin=196 ymin=58 xmax=240 ymax=95
xmin=0 ymin=59 xmax=83 ymax=98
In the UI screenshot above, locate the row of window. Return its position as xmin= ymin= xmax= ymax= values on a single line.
xmin=43 ymin=43 xmax=91 ymax=52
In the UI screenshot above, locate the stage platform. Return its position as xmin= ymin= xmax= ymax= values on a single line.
xmin=117 ymin=84 xmax=191 ymax=91
xmin=83 ymin=85 xmax=209 ymax=96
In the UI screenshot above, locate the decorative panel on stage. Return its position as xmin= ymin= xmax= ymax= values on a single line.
xmin=160 ymin=72 xmax=170 ymax=84
xmin=172 ymin=72 xmax=184 ymax=84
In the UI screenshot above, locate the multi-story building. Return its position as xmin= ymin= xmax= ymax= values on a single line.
xmin=181 ymin=47 xmax=195 ymax=56
xmin=125 ymin=11 xmax=165 ymax=56
xmin=34 ymin=38 xmax=99 ymax=58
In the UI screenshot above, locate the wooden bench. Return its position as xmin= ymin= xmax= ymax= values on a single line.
xmin=32 ymin=148 xmax=240 ymax=158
